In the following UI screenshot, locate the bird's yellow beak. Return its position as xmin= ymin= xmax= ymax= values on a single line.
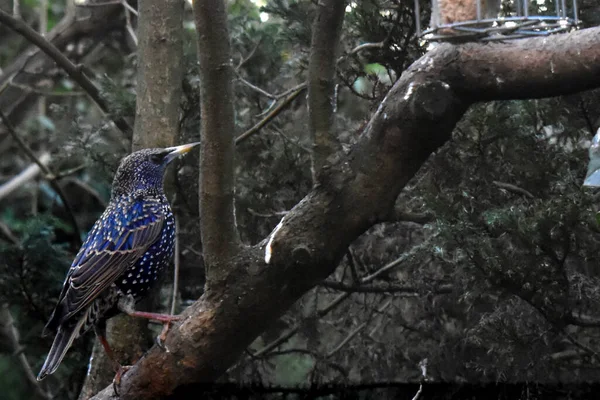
xmin=164 ymin=142 xmax=200 ymax=163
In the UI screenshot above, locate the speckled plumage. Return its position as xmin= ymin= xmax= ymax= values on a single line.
xmin=37 ymin=144 xmax=198 ymax=381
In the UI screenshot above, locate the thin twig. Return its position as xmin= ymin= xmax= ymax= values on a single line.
xmin=0 ymin=110 xmax=82 ymax=242
xmin=236 ymin=39 xmax=262 ymax=70
xmin=253 ymin=236 xmax=437 ymax=356
xmin=0 ymin=220 xmax=20 ymax=245
xmin=338 ymin=41 xmax=386 ymax=62
xmin=253 ymin=292 xmax=350 ymax=357
xmin=361 ymin=237 xmax=436 ymax=283
xmin=320 ymin=280 xmax=453 ymax=295
xmin=170 ymin=217 xmax=180 ymax=316
xmin=0 ymin=9 xmax=132 ymax=134
xmin=235 ymin=73 xmax=276 ymax=99
xmin=326 ymin=300 xmax=391 ymax=358
xmin=564 ymin=332 xmax=600 ymax=361
xmin=247 ymin=208 xmax=289 ymax=218
xmin=122 ymin=0 xmax=138 ymax=46
xmin=389 ymin=209 xmax=435 ymax=224
xmin=0 ymin=304 xmax=50 ymax=399
xmin=120 ymin=0 xmax=138 ymax=16
xmin=55 ymin=164 xmax=86 ymax=179
xmin=13 ymin=0 xmax=20 ymax=18
xmin=272 ymin=126 xmax=312 ymax=153
xmin=8 ymin=81 xmax=84 ymax=96
xmin=60 ymin=177 xmax=107 ymax=207
xmin=235 ymin=85 xmax=306 ymax=145
xmin=492 ymin=180 xmax=535 ymax=199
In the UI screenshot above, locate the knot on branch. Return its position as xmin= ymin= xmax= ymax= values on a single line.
xmin=292 ymin=244 xmax=312 ymax=265
xmin=408 ymin=80 xmax=454 ymax=120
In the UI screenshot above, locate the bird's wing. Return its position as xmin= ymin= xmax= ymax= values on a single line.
xmin=57 ymin=198 xmax=166 ymax=325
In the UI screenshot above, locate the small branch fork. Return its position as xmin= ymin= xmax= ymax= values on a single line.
xmin=254 ymin=237 xmax=438 ymax=357
xmin=0 ymin=9 xmax=132 ymax=134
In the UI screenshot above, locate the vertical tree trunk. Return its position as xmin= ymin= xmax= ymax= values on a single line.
xmin=193 ymin=0 xmax=240 ymax=287
xmin=308 ymin=0 xmax=346 ymax=182
xmin=78 ymin=1 xmax=184 ymax=398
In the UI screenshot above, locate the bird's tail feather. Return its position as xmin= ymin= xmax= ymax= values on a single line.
xmin=37 ymin=317 xmax=84 ymax=381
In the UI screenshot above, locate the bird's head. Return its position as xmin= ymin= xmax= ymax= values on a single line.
xmin=111 ymin=142 xmax=200 ymax=198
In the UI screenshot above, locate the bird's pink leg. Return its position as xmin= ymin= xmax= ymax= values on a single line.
xmin=124 ymin=310 xmax=181 ymax=323
xmin=123 ymin=310 xmax=181 ymax=346
xmin=117 ymin=296 xmax=181 ymax=344
xmin=97 ymin=334 xmax=132 ymax=390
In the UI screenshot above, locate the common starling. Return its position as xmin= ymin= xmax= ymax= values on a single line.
xmin=37 ymin=143 xmax=199 ymax=381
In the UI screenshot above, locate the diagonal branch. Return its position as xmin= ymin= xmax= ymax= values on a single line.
xmin=91 ymin=26 xmax=600 ymax=400
xmin=235 ymin=85 xmax=306 ymax=145
xmin=193 ymin=0 xmax=241 ymax=286
xmin=0 ymin=9 xmax=132 ymax=134
xmin=0 ymin=109 xmax=82 ymax=242
xmin=308 ymin=0 xmax=347 ymax=182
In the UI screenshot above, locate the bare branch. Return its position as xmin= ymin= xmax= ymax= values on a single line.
xmin=122 ymin=0 xmax=138 ymax=46
xmin=326 ymin=300 xmax=391 ymax=358
xmin=235 ymin=72 xmax=276 ymax=99
xmin=321 ymin=280 xmax=453 ymax=294
xmin=13 ymin=0 xmax=20 ymax=18
xmin=0 ymin=9 xmax=132 ymax=134
xmin=0 ymin=153 xmax=50 ymax=201
xmin=235 ymin=85 xmax=306 ymax=145
xmin=0 ymin=304 xmax=50 ymax=399
xmin=492 ymin=180 xmax=535 ymax=198
xmin=388 ymin=209 xmax=436 ymax=224
xmin=236 ymin=39 xmax=262 ymax=70
xmin=308 ymin=0 xmax=346 ymax=181
xmin=566 ymin=311 xmax=600 ymax=327
xmin=8 ymin=81 xmax=84 ymax=96
xmin=0 ymin=110 xmax=81 ymax=241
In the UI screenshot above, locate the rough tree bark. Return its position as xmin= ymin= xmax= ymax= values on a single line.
xmin=307 ymin=0 xmax=346 ymax=182
xmin=89 ymin=22 xmax=600 ymax=400
xmin=79 ymin=1 xmax=184 ymax=398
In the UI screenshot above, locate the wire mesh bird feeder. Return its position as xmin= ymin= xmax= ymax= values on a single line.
xmin=415 ymin=0 xmax=580 ymax=41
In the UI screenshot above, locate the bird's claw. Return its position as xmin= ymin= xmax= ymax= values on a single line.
xmin=155 ymin=320 xmax=174 ymax=350
xmin=112 ymin=364 xmax=133 ymax=395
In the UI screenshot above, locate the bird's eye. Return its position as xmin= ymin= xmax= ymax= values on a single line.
xmin=149 ymin=154 xmax=164 ymax=164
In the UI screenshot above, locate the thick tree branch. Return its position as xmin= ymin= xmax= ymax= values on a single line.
xmin=308 ymin=0 xmax=346 ymax=182
xmin=193 ymin=0 xmax=240 ymax=286
xmin=91 ymin=27 xmax=600 ymax=400
xmin=0 ymin=8 xmax=132 ymax=134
